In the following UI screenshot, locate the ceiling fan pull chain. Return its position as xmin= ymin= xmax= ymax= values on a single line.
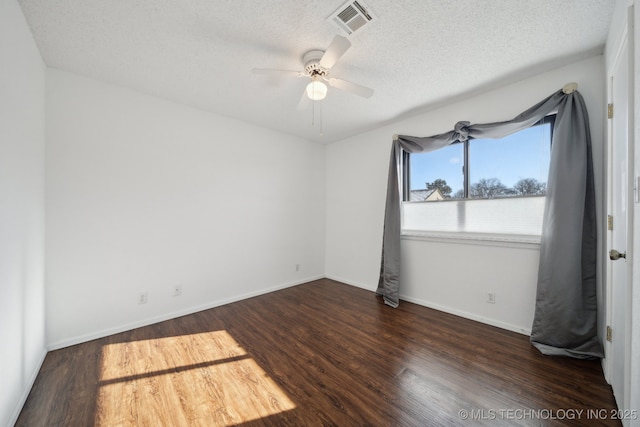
xmin=320 ymin=100 xmax=323 ymax=136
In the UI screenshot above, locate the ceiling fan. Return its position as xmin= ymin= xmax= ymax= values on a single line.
xmin=252 ymin=35 xmax=374 ymax=102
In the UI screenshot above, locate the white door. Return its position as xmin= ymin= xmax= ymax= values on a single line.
xmin=607 ymin=29 xmax=631 ymax=412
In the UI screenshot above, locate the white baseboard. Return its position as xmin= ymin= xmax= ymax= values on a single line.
xmin=399 ymin=294 xmax=532 ymax=336
xmin=48 ymin=273 xmax=529 ymax=349
xmin=9 ymin=347 xmax=48 ymax=426
xmin=325 ymin=275 xmax=530 ymax=336
xmin=48 ymin=275 xmax=324 ymax=351
xmin=324 ymin=274 xmax=376 ymax=292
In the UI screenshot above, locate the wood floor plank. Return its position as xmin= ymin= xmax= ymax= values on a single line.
xmin=16 ymin=279 xmax=620 ymax=426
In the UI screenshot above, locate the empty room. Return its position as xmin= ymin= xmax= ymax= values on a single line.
xmin=2 ymin=0 xmax=639 ymax=426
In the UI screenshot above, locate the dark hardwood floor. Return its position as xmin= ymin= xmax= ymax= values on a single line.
xmin=16 ymin=279 xmax=620 ymax=426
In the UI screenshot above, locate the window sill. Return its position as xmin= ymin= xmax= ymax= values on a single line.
xmin=401 ymin=230 xmax=541 ymax=249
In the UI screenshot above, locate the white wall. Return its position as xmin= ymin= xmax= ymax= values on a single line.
xmin=326 ymin=55 xmax=606 ymax=334
xmin=46 ymin=69 xmax=325 ymax=348
xmin=0 ymin=0 xmax=47 ymax=425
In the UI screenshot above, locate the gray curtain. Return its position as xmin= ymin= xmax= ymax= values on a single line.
xmin=378 ymin=88 xmax=603 ymax=359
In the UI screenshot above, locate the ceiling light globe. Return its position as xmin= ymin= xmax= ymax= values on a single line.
xmin=306 ymin=80 xmax=327 ymax=101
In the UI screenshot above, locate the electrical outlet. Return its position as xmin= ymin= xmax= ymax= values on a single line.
xmin=295 ymin=264 xmax=300 ymax=272
xmin=173 ymin=284 xmax=182 ymax=296
xmin=486 ymin=292 xmax=496 ymax=304
xmin=138 ymin=292 xmax=148 ymax=305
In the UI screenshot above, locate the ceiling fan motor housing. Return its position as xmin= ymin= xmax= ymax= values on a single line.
xmin=303 ymin=50 xmax=327 ymax=77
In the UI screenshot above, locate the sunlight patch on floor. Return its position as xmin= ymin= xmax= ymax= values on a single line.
xmin=96 ymin=330 xmax=295 ymax=426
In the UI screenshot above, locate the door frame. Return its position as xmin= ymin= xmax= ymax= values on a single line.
xmin=604 ymin=4 xmax=636 ymax=419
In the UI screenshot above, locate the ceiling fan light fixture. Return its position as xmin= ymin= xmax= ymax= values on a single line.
xmin=306 ymin=79 xmax=327 ymax=100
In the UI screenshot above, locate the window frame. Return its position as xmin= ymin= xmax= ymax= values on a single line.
xmin=402 ymin=114 xmax=556 ymax=202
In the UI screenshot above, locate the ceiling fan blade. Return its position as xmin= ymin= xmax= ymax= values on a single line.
xmin=251 ymin=68 xmax=306 ymax=78
xmin=326 ymin=77 xmax=374 ymax=98
xmin=319 ymin=35 xmax=351 ymax=69
xmin=296 ymin=88 xmax=311 ymax=110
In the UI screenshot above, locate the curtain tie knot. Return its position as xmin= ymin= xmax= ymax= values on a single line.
xmin=454 ymin=121 xmax=471 ymax=142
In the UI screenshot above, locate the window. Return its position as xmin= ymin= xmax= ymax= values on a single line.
xmin=404 ymin=115 xmax=554 ymax=201
xmin=402 ymin=115 xmax=554 ymax=237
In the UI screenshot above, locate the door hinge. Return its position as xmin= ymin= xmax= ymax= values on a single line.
xmin=608 ymin=103 xmax=614 ymax=119
xmin=608 ymin=215 xmax=613 ymax=231
xmin=606 ymin=325 xmax=612 ymax=342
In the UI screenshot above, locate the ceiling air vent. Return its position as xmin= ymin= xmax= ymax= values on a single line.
xmin=327 ymin=0 xmax=377 ymax=36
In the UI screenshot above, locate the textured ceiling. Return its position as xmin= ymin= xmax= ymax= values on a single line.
xmin=18 ymin=0 xmax=614 ymax=143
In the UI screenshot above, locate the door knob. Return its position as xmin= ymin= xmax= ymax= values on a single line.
xmin=609 ymin=249 xmax=626 ymax=260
